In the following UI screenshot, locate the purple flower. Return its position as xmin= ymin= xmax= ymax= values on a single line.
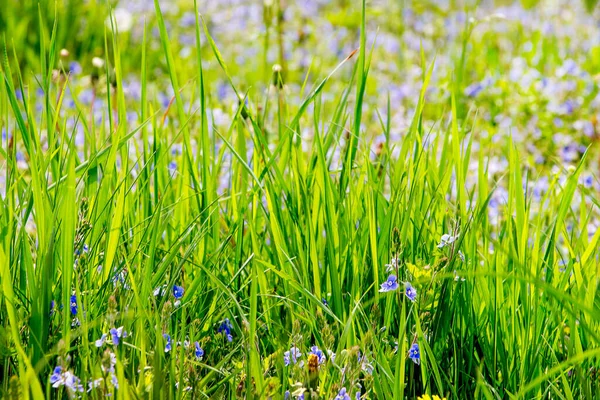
xmin=163 ymin=333 xmax=172 ymax=352
xmin=464 ymin=82 xmax=484 ymax=97
xmin=408 ymin=343 xmax=420 ymax=365
xmin=173 ymin=285 xmax=184 ymax=299
xmin=309 ymin=346 xmax=326 ymax=364
xmin=95 ymin=334 xmax=107 ymax=347
xmin=283 ymin=346 xmax=301 ymax=366
xmin=217 ymin=318 xmax=233 ymax=342
xmin=70 ymin=294 xmax=78 ymax=315
xmin=49 ymin=366 xmax=62 ymax=386
xmin=110 ymin=326 xmax=127 ymax=346
xmin=335 ymin=387 xmax=351 ymax=400
xmin=194 ymin=341 xmax=204 ymax=359
xmin=379 ymin=275 xmax=399 ymax=292
xmin=405 ymin=283 xmax=417 ymax=302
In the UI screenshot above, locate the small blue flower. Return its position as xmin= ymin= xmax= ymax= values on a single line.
xmin=111 ymin=373 xmax=119 ymax=389
xmin=64 ymin=372 xmax=84 ymax=392
xmin=437 ymin=233 xmax=456 ymax=249
xmin=218 ymin=318 xmax=233 ymax=342
xmin=408 ymin=343 xmax=420 ymax=365
xmin=194 ymin=341 xmax=204 ymax=359
xmin=163 ymin=333 xmax=172 ymax=352
xmin=49 ymin=366 xmax=62 ymax=386
xmin=335 ymin=387 xmax=351 ymax=400
xmin=464 ymin=82 xmax=484 ymax=97
xmin=322 ymin=298 xmax=328 ymax=306
xmin=405 ymin=283 xmax=417 ymax=302
xmin=173 ymin=285 xmax=184 ymax=299
xmin=298 ymin=393 xmax=305 ymax=400
xmin=110 ymin=326 xmax=126 ymax=346
xmin=283 ymin=346 xmax=301 ymax=366
xmin=49 ymin=300 xmax=56 ymax=316
xmin=379 ymin=275 xmax=399 ymax=292
xmin=356 ymin=391 xmax=361 ymax=399
xmin=70 ymin=295 xmax=78 ymax=315
xmin=95 ymin=334 xmax=107 ymax=347
xmin=309 ymin=345 xmax=326 ymax=364
xmin=284 ymin=390 xmax=290 ymax=400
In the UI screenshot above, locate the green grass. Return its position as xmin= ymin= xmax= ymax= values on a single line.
xmin=1 ymin=0 xmax=600 ymax=399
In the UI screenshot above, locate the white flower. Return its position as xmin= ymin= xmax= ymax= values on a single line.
xmin=92 ymin=57 xmax=105 ymax=69
xmin=107 ymin=8 xmax=133 ymax=32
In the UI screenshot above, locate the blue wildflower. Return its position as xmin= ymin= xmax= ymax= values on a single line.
xmin=70 ymin=295 xmax=78 ymax=315
xmin=218 ymin=318 xmax=233 ymax=342
xmin=49 ymin=300 xmax=56 ymax=316
xmin=69 ymin=61 xmax=82 ymax=75
xmin=283 ymin=346 xmax=301 ymax=366
xmin=194 ymin=341 xmax=204 ymax=359
xmin=464 ymin=82 xmax=484 ymax=97
xmin=379 ymin=275 xmax=399 ymax=292
xmin=356 ymin=391 xmax=361 ymax=399
xmin=111 ymin=373 xmax=119 ymax=389
xmin=309 ymin=345 xmax=326 ymax=364
xmin=437 ymin=233 xmax=456 ymax=249
xmin=335 ymin=387 xmax=351 ymax=400
xmin=50 ymin=366 xmax=83 ymax=392
xmin=163 ymin=333 xmax=172 ymax=352
xmin=173 ymin=285 xmax=184 ymax=299
xmin=64 ymin=372 xmax=84 ymax=393
xmin=408 ymin=343 xmax=420 ymax=365
xmin=405 ymin=283 xmax=417 ymax=302
xmin=284 ymin=390 xmax=290 ymax=399
xmin=110 ymin=326 xmax=127 ymax=346
xmin=49 ymin=366 xmax=62 ymax=386
xmin=95 ymin=333 xmax=107 ymax=347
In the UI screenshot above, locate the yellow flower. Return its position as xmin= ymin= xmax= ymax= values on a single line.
xmin=417 ymin=395 xmax=446 ymax=400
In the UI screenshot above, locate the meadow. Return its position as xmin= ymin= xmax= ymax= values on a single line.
xmin=1 ymin=0 xmax=600 ymax=398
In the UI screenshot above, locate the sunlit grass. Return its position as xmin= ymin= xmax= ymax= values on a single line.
xmin=1 ymin=0 xmax=600 ymax=399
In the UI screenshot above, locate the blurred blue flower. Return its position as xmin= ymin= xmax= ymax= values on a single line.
xmin=356 ymin=391 xmax=361 ymax=399
xmin=437 ymin=233 xmax=456 ymax=249
xmin=64 ymin=372 xmax=84 ymax=392
xmin=284 ymin=390 xmax=290 ymax=399
xmin=464 ymin=82 xmax=484 ymax=97
xmin=88 ymin=378 xmax=103 ymax=391
xmin=173 ymin=285 xmax=184 ymax=299
xmin=70 ymin=295 xmax=78 ymax=315
xmin=69 ymin=61 xmax=82 ymax=75
xmin=379 ymin=275 xmax=399 ymax=292
xmin=408 ymin=343 xmax=420 ymax=364
xmin=405 ymin=283 xmax=417 ymax=302
xmin=111 ymin=373 xmax=119 ymax=389
xmin=309 ymin=345 xmax=326 ymax=364
xmin=50 ymin=366 xmax=84 ymax=392
xmin=49 ymin=300 xmax=56 ymax=316
xmin=284 ymin=346 xmax=301 ymax=366
xmin=95 ymin=334 xmax=107 ymax=347
xmin=218 ymin=318 xmax=233 ymax=342
xmin=49 ymin=366 xmax=62 ymax=386
xmin=110 ymin=326 xmax=127 ymax=346
xmin=335 ymin=387 xmax=351 ymax=400
xmin=194 ymin=341 xmax=204 ymax=358
xmin=163 ymin=333 xmax=172 ymax=352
